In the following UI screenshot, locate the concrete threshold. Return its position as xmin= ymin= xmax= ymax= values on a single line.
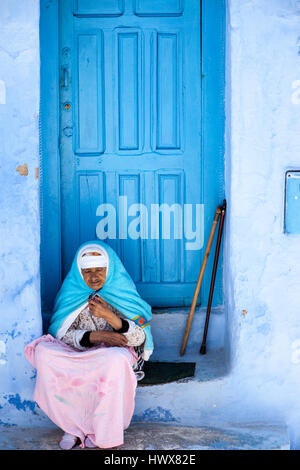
xmin=149 ymin=307 xmax=226 ymax=362
xmin=139 ymin=348 xmax=228 ymax=385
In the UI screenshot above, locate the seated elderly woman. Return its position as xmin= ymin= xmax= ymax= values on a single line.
xmin=25 ymin=240 xmax=153 ymax=450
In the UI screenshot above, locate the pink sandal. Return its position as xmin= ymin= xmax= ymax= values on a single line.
xmin=59 ymin=433 xmax=79 ymax=450
xmin=84 ymin=436 xmax=97 ymax=448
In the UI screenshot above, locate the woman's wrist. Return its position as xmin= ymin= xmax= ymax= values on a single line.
xmin=102 ymin=311 xmax=122 ymax=330
xmin=113 ymin=318 xmax=129 ymax=333
xmin=89 ymin=330 xmax=128 ymax=348
xmin=89 ymin=331 xmax=105 ymax=344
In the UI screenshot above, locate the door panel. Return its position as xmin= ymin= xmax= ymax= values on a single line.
xmin=75 ymin=31 xmax=105 ymax=154
xmin=58 ymin=0 xmax=219 ymax=307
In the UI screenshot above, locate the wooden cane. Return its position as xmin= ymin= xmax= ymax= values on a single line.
xmin=200 ymin=200 xmax=226 ymax=355
xmin=180 ymin=205 xmax=222 ymax=356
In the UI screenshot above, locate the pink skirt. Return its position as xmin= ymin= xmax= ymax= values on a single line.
xmin=24 ymin=334 xmax=138 ymax=448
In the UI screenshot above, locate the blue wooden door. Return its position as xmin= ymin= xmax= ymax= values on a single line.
xmin=57 ymin=0 xmax=224 ymax=307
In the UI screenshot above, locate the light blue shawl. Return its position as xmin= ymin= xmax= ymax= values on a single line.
xmin=48 ymin=240 xmax=154 ymax=359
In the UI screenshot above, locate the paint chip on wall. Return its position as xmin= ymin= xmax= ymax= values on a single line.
xmin=16 ymin=163 xmax=28 ymax=176
xmin=0 ymin=80 xmax=6 ymax=104
xmin=0 ymin=340 xmax=7 ymax=365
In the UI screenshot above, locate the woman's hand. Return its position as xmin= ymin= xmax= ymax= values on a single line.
xmin=89 ymin=331 xmax=128 ymax=347
xmin=89 ymin=296 xmax=122 ymax=330
xmin=89 ymin=296 xmax=110 ymax=319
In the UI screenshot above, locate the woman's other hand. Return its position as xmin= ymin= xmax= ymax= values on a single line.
xmin=89 ymin=331 xmax=128 ymax=347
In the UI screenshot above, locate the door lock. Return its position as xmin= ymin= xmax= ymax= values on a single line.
xmin=63 ymin=126 xmax=73 ymax=137
xmin=61 ymin=65 xmax=70 ymax=88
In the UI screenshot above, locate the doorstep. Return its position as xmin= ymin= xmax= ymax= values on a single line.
xmin=149 ymin=307 xmax=225 ymax=360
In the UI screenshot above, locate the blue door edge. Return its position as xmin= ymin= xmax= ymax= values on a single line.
xmin=40 ymin=0 xmax=62 ymax=318
xmin=201 ymin=0 xmax=226 ymax=307
xmin=40 ymin=0 xmax=226 ymax=321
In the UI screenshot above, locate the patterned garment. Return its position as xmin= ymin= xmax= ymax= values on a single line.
xmin=61 ymin=303 xmax=146 ymax=381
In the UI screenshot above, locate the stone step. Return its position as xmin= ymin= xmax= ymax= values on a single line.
xmin=0 ymin=422 xmax=289 ymax=450
xmin=133 ymin=308 xmax=228 ymax=423
xmin=134 ymin=349 xmax=231 ymax=425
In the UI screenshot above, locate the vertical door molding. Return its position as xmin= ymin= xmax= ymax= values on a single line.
xmin=40 ymin=0 xmax=62 ymax=316
xmin=201 ymin=0 xmax=226 ymax=306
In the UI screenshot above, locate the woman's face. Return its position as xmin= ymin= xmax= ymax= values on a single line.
xmin=81 ymin=252 xmax=107 ymax=290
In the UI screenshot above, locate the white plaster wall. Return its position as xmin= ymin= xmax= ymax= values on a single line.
xmin=0 ymin=0 xmax=42 ymax=416
xmin=225 ymin=0 xmax=300 ymax=425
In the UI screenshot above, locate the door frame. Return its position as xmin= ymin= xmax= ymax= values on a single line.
xmin=40 ymin=0 xmax=226 ymax=316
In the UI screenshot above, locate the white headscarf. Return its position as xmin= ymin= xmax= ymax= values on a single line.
xmin=77 ymin=244 xmax=109 ymax=272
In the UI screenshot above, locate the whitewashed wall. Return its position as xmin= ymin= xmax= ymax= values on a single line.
xmin=224 ymin=0 xmax=300 ymax=445
xmin=0 ymin=0 xmax=42 ymax=423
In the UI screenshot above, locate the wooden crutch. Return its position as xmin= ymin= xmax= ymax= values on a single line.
xmin=200 ymin=200 xmax=226 ymax=355
xmin=180 ymin=205 xmax=222 ymax=356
